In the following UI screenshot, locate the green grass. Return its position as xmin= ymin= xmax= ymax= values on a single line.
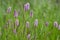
xmin=0 ymin=0 xmax=60 ymax=40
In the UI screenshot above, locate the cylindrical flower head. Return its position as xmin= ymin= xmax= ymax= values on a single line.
xmin=27 ymin=33 xmax=30 ymax=40
xmin=7 ymin=6 xmax=11 ymax=13
xmin=24 ymin=2 xmax=30 ymax=11
xmin=14 ymin=10 xmax=18 ymax=18
xmin=54 ymin=21 xmax=58 ymax=27
xmin=34 ymin=19 xmax=38 ymax=27
xmin=13 ymin=29 xmax=16 ymax=34
xmin=58 ymin=25 xmax=60 ymax=30
xmin=45 ymin=22 xmax=49 ymax=27
xmin=30 ymin=10 xmax=33 ymax=18
xmin=26 ymin=21 xmax=29 ymax=28
xmin=15 ymin=19 xmax=19 ymax=26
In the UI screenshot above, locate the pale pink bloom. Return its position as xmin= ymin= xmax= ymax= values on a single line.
xmin=27 ymin=33 xmax=30 ymax=39
xmin=24 ymin=2 xmax=30 ymax=11
xmin=34 ymin=19 xmax=38 ymax=27
xmin=30 ymin=10 xmax=33 ymax=18
xmin=14 ymin=10 xmax=18 ymax=18
xmin=54 ymin=21 xmax=58 ymax=27
xmin=7 ymin=6 xmax=11 ymax=13
xmin=15 ymin=19 xmax=19 ymax=26
xmin=58 ymin=25 xmax=60 ymax=30
xmin=45 ymin=22 xmax=49 ymax=27
xmin=13 ymin=29 xmax=16 ymax=34
xmin=26 ymin=21 xmax=29 ymax=28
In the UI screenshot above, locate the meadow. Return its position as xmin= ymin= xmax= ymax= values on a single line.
xmin=0 ymin=0 xmax=60 ymax=40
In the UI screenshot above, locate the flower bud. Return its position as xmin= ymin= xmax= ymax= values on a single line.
xmin=30 ymin=10 xmax=33 ymax=18
xmin=34 ymin=19 xmax=38 ymax=27
xmin=45 ymin=21 xmax=49 ymax=27
xmin=26 ymin=21 xmax=30 ymax=28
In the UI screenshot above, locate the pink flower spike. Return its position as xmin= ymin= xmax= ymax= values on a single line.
xmin=58 ymin=25 xmax=60 ymax=30
xmin=13 ymin=29 xmax=17 ymax=34
xmin=14 ymin=10 xmax=18 ymax=18
xmin=45 ymin=21 xmax=49 ymax=27
xmin=27 ymin=33 xmax=30 ymax=40
xmin=15 ymin=19 xmax=19 ymax=26
xmin=30 ymin=10 xmax=33 ymax=18
xmin=34 ymin=19 xmax=38 ymax=27
xmin=7 ymin=6 xmax=11 ymax=13
xmin=24 ymin=2 xmax=30 ymax=11
xmin=54 ymin=21 xmax=58 ymax=28
xmin=26 ymin=21 xmax=30 ymax=28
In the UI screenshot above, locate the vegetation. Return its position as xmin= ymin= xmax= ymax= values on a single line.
xmin=0 ymin=0 xmax=60 ymax=40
